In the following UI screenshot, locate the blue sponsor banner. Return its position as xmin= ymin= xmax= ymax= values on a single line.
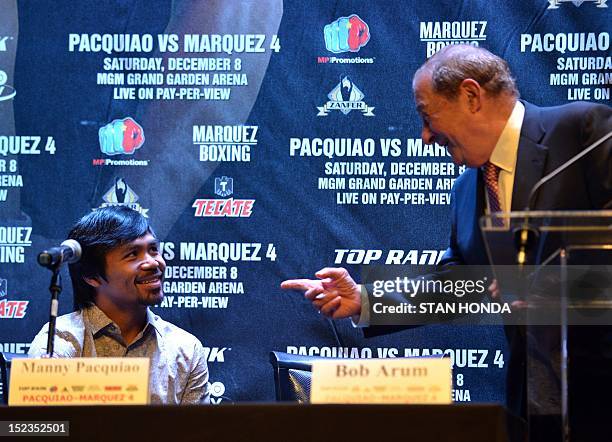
xmin=0 ymin=0 xmax=609 ymax=405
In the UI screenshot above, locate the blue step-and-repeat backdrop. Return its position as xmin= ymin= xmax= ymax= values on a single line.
xmin=0 ymin=0 xmax=609 ymax=404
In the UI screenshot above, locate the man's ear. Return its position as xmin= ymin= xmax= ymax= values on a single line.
xmin=460 ymin=78 xmax=482 ymax=112
xmin=83 ymin=275 xmax=102 ymax=288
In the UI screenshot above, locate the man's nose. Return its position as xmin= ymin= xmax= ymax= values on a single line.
xmin=421 ymin=125 xmax=435 ymax=144
xmin=141 ymin=254 xmax=160 ymax=269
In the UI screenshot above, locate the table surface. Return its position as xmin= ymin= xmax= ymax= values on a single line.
xmin=0 ymin=403 xmax=525 ymax=442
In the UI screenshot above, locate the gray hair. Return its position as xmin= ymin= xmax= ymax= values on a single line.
xmin=416 ymin=45 xmax=519 ymax=99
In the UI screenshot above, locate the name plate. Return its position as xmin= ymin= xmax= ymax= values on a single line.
xmin=310 ymin=358 xmax=452 ymax=404
xmin=9 ymin=357 xmax=150 ymax=406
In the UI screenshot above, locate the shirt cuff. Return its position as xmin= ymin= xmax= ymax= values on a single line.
xmin=351 ymin=284 xmax=370 ymax=328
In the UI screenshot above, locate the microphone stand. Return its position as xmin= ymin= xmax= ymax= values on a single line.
xmin=37 ymin=239 xmax=82 ymax=357
xmin=44 ymin=264 xmax=63 ymax=357
xmin=514 ymin=129 xmax=611 ymax=442
xmin=515 ymin=130 xmax=612 ymax=265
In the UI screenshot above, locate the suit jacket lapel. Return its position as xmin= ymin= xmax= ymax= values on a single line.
xmin=512 ymin=101 xmax=549 ymax=211
xmin=462 ymin=166 xmax=482 ymax=222
xmin=459 ymin=168 xmax=488 ymax=264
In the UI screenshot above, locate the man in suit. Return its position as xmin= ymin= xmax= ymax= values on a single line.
xmin=282 ymin=43 xmax=610 ymax=317
xmin=282 ymin=44 xmax=611 ymax=438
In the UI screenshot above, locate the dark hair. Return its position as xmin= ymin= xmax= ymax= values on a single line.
xmin=68 ymin=206 xmax=155 ymax=310
xmin=416 ymin=44 xmax=519 ymax=99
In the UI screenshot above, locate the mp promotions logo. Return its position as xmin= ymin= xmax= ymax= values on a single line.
xmin=318 ymin=14 xmax=374 ymax=64
xmin=548 ymin=0 xmax=607 ymax=7
xmin=0 ymin=278 xmax=29 ymax=319
xmin=193 ymin=176 xmax=254 ymax=217
xmin=324 ymin=14 xmax=370 ymax=53
xmin=317 ymin=76 xmax=374 ymax=116
xmin=0 ymin=70 xmax=16 ymax=102
xmin=99 ymin=117 xmax=145 ymax=155
xmin=96 ymin=178 xmax=149 ymax=217
xmin=94 ymin=117 xmax=149 ymax=167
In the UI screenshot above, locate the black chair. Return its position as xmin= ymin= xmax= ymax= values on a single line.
xmin=0 ymin=352 xmax=28 ymax=405
xmin=270 ymin=351 xmax=447 ymax=403
xmin=270 ymin=351 xmax=326 ymax=402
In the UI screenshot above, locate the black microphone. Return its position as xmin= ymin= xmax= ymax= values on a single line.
xmin=38 ymin=239 xmax=82 ymax=269
xmin=514 ymin=129 xmax=612 ymax=265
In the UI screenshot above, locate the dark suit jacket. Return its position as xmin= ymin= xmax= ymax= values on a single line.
xmin=486 ymin=101 xmax=610 ymax=418
xmin=365 ymin=100 xmax=612 ymax=417
xmin=442 ymin=100 xmax=611 ymax=268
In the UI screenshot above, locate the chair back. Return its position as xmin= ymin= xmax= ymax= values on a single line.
xmin=270 ymin=351 xmax=326 ymax=402
xmin=269 ymin=351 xmax=445 ymax=403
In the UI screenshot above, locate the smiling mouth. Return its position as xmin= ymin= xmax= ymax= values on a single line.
xmin=135 ymin=274 xmax=162 ymax=285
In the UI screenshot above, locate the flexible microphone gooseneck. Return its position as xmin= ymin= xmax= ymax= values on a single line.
xmin=514 ymin=130 xmax=612 ymax=265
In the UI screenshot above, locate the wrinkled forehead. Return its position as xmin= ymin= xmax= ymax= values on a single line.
xmin=413 ymin=71 xmax=435 ymax=112
xmin=412 ymin=65 xmax=433 ymax=90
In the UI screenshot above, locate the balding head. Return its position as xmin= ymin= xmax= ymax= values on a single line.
xmin=412 ymin=45 xmax=520 ymax=168
xmin=415 ymin=45 xmax=519 ymax=100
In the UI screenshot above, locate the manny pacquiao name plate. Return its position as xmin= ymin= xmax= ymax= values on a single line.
xmin=8 ymin=357 xmax=150 ymax=406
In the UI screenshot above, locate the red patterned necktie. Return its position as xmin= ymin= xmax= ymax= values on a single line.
xmin=483 ymin=161 xmax=503 ymax=226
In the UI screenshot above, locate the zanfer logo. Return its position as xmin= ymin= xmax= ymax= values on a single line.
xmin=548 ymin=0 xmax=607 ymax=7
xmin=96 ymin=178 xmax=149 ymax=217
xmin=99 ymin=117 xmax=145 ymax=155
xmin=317 ymin=76 xmax=374 ymax=116
xmin=0 ymin=70 xmax=16 ymax=102
xmin=324 ymin=14 xmax=370 ymax=53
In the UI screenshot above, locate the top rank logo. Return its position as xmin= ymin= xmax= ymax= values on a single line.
xmin=193 ymin=176 xmax=254 ymax=217
xmin=548 ymin=0 xmax=607 ymax=8
xmin=318 ymin=14 xmax=374 ymax=64
xmin=203 ymin=346 xmax=231 ymax=363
